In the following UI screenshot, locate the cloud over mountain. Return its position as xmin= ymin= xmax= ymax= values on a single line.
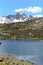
xmin=14 ymin=8 xmax=24 ymax=12
xmin=34 ymin=14 xmax=43 ymax=17
xmin=14 ymin=6 xmax=42 ymax=13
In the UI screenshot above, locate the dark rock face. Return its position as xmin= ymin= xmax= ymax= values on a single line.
xmin=15 ymin=12 xmax=27 ymax=20
xmin=6 ymin=12 xmax=33 ymax=21
xmin=7 ymin=15 xmax=15 ymax=21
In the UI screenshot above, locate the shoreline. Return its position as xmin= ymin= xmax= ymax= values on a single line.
xmin=0 ymin=54 xmax=34 ymax=65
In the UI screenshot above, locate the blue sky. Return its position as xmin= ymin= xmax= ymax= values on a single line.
xmin=0 ymin=0 xmax=43 ymax=17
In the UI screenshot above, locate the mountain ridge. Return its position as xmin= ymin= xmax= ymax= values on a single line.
xmin=0 ymin=12 xmax=34 ymax=24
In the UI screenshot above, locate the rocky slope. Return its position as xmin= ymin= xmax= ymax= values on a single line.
xmin=0 ymin=17 xmax=43 ymax=40
xmin=0 ymin=54 xmax=34 ymax=65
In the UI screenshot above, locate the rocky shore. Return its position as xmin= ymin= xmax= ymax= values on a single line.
xmin=0 ymin=54 xmax=34 ymax=65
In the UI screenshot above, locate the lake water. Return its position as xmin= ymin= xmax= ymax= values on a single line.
xmin=0 ymin=40 xmax=43 ymax=65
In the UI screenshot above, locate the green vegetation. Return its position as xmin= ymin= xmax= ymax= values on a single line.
xmin=0 ymin=17 xmax=43 ymax=40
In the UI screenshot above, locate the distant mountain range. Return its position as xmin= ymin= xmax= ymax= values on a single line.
xmin=0 ymin=12 xmax=34 ymax=24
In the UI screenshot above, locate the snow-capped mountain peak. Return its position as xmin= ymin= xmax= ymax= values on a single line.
xmin=0 ymin=12 xmax=33 ymax=24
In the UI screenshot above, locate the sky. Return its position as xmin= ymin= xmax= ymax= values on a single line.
xmin=0 ymin=0 xmax=43 ymax=17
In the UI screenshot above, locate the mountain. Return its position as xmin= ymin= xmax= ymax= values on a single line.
xmin=0 ymin=12 xmax=33 ymax=24
xmin=0 ymin=16 xmax=43 ymax=40
xmin=0 ymin=16 xmax=11 ymax=24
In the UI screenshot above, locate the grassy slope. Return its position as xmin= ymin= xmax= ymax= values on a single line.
xmin=0 ymin=18 xmax=43 ymax=40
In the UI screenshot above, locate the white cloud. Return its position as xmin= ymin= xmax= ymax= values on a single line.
xmin=14 ymin=8 xmax=24 ymax=12
xmin=14 ymin=6 xmax=42 ymax=13
xmin=25 ymin=7 xmax=42 ymax=13
xmin=34 ymin=14 xmax=43 ymax=17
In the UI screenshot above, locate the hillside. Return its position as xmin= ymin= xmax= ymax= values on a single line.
xmin=0 ymin=17 xmax=43 ymax=40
